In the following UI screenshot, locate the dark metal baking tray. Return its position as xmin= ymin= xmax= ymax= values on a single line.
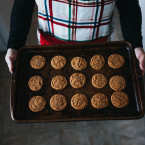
xmin=11 ymin=41 xmax=144 ymax=122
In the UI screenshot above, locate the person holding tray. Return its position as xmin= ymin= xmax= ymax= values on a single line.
xmin=5 ymin=0 xmax=145 ymax=75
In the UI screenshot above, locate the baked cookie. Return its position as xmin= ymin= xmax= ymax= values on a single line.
xmin=91 ymin=93 xmax=109 ymax=109
xmin=92 ymin=73 xmax=107 ymax=89
xmin=71 ymin=94 xmax=87 ymax=110
xmin=51 ymin=55 xmax=66 ymax=69
xmin=51 ymin=75 xmax=67 ymax=90
xmin=28 ymin=76 xmax=43 ymax=91
xmin=50 ymin=94 xmax=67 ymax=111
xmin=111 ymin=91 xmax=129 ymax=108
xmin=30 ymin=55 xmax=45 ymax=69
xmin=70 ymin=73 xmax=86 ymax=88
xmin=109 ymin=75 xmax=126 ymax=91
xmin=29 ymin=96 xmax=46 ymax=112
xmin=71 ymin=57 xmax=87 ymax=70
xmin=90 ymin=55 xmax=105 ymax=70
xmin=108 ymin=54 xmax=125 ymax=69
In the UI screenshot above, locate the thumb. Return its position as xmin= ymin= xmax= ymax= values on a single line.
xmin=139 ymin=55 xmax=145 ymax=70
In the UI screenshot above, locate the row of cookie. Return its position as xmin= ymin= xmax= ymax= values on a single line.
xmin=29 ymin=91 xmax=129 ymax=113
xmin=28 ymin=74 xmax=126 ymax=91
xmin=30 ymin=54 xmax=125 ymax=70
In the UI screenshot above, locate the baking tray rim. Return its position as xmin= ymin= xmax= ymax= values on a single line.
xmin=10 ymin=41 xmax=145 ymax=122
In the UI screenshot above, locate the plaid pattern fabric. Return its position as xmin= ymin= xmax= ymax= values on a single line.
xmin=36 ymin=0 xmax=116 ymax=42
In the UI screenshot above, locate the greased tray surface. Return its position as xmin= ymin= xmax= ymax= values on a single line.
xmin=11 ymin=41 xmax=144 ymax=122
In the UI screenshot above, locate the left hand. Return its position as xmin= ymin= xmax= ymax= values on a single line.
xmin=134 ymin=47 xmax=145 ymax=76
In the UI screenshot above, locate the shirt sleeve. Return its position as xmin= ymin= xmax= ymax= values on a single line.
xmin=7 ymin=0 xmax=35 ymax=50
xmin=116 ymin=0 xmax=143 ymax=49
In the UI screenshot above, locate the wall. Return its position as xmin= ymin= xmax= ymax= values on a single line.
xmin=0 ymin=0 xmax=14 ymax=50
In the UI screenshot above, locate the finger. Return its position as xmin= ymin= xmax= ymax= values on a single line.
xmin=6 ymin=57 xmax=11 ymax=72
xmin=139 ymin=61 xmax=144 ymax=70
xmin=5 ymin=55 xmax=12 ymax=69
xmin=139 ymin=59 xmax=143 ymax=70
xmin=7 ymin=56 xmax=14 ymax=73
xmin=5 ymin=55 xmax=9 ymax=68
xmin=9 ymin=57 xmax=14 ymax=72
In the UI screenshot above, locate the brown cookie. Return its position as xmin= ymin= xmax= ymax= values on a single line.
xmin=92 ymin=73 xmax=107 ymax=89
xmin=90 ymin=55 xmax=105 ymax=70
xmin=70 ymin=73 xmax=86 ymax=88
xmin=29 ymin=96 xmax=46 ymax=112
xmin=51 ymin=75 xmax=67 ymax=90
xmin=50 ymin=94 xmax=67 ymax=111
xmin=30 ymin=55 xmax=45 ymax=69
xmin=111 ymin=91 xmax=129 ymax=108
xmin=108 ymin=54 xmax=125 ymax=69
xmin=28 ymin=76 xmax=43 ymax=91
xmin=71 ymin=57 xmax=87 ymax=70
xmin=109 ymin=75 xmax=126 ymax=91
xmin=51 ymin=55 xmax=66 ymax=69
xmin=91 ymin=93 xmax=109 ymax=109
xmin=71 ymin=94 xmax=87 ymax=110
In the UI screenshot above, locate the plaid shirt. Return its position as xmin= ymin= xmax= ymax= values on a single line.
xmin=36 ymin=0 xmax=116 ymax=42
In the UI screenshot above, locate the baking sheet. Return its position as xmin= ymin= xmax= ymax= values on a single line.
xmin=10 ymin=41 xmax=144 ymax=122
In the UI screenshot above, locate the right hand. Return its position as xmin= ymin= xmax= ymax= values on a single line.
xmin=5 ymin=48 xmax=17 ymax=73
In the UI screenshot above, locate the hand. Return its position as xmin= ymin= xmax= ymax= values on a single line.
xmin=134 ymin=47 xmax=145 ymax=76
xmin=5 ymin=48 xmax=17 ymax=73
